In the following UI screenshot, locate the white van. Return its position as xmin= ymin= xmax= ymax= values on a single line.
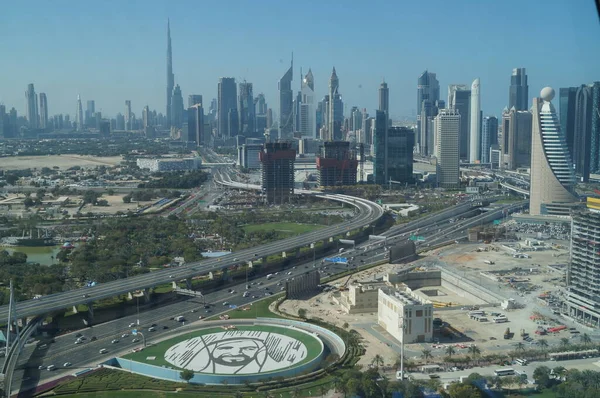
xmin=46 ymin=365 xmax=56 ymax=371
xmin=99 ymin=348 xmax=108 ymax=354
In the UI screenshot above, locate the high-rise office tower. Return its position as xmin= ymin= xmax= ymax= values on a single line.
xmin=373 ymin=110 xmax=387 ymax=184
xmin=434 ymin=109 xmax=461 ymax=188
xmin=188 ymin=95 xmax=203 ymax=108
xmin=238 ymin=82 xmax=255 ymax=136
xmin=142 ymin=106 xmax=150 ymax=128
xmin=379 ymin=81 xmax=389 ymax=115
xmin=228 ymin=108 xmax=239 ymax=137
xmin=187 ymin=104 xmax=204 ymax=145
xmin=39 ymin=93 xmax=48 ymax=129
xmin=573 ymin=85 xmax=593 ymax=182
xmin=451 ymin=88 xmax=471 ymax=160
xmin=447 ymin=84 xmax=468 ymax=109
xmin=529 ymin=87 xmax=578 ymax=216
xmin=25 ymin=83 xmax=38 ymax=129
xmin=115 ymin=113 xmax=125 ymax=130
xmin=560 ymin=87 xmax=578 ymax=158
xmin=255 ymin=94 xmax=267 ymax=133
xmin=255 ymin=93 xmax=267 ymax=115
xmin=85 ymin=100 xmax=95 ymax=127
xmin=0 ymin=105 xmax=7 ymax=138
xmin=124 ymin=100 xmax=132 ymax=130
xmin=590 ymin=82 xmax=600 ymax=174
xmin=171 ymin=85 xmax=184 ymax=129
xmin=316 ymin=141 xmax=358 ymax=187
xmin=76 ymin=95 xmax=84 ymax=131
xmin=166 ymin=19 xmax=175 ymax=127
xmin=374 ymin=124 xmax=414 ymax=186
xmin=501 ymin=107 xmax=532 ymax=170
xmin=327 ymin=67 xmax=340 ymax=141
xmin=509 ymin=68 xmax=529 ymax=111
xmin=469 ymin=78 xmax=481 ymax=162
xmin=300 ymin=69 xmax=316 ymax=139
xmin=350 ymin=107 xmax=362 ymax=132
xmin=565 ymin=199 xmax=600 ymax=326
xmin=279 ymin=57 xmax=294 ymax=139
xmin=266 ymin=108 xmax=273 ymax=129
xmin=293 ymin=90 xmax=302 ymax=133
xmin=481 ymin=116 xmax=498 ymax=164
xmin=417 ymin=71 xmax=439 ymax=151
xmin=218 ymin=77 xmax=237 ymax=138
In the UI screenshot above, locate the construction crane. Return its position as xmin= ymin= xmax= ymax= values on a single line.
xmin=338 ymin=274 xmax=354 ymax=291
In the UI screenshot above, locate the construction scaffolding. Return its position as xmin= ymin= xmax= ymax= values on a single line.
xmin=260 ymin=142 xmax=296 ymax=204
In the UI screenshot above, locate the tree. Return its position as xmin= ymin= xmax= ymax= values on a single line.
xmin=445 ymin=346 xmax=456 ymax=357
xmin=372 ymin=354 xmax=384 ymax=368
xmin=515 ymin=342 xmax=525 ymax=352
xmin=297 ymin=308 xmax=307 ymax=319
xmin=319 ymin=385 xmax=328 ymax=397
xmin=234 ymin=392 xmax=243 ymax=398
xmin=560 ymin=337 xmax=570 ymax=349
xmin=581 ymin=333 xmax=592 ymax=346
xmin=538 ymin=339 xmax=549 ymax=355
xmin=422 ymin=349 xmax=433 ymax=363
xmin=23 ymin=197 xmax=34 ymax=207
xmin=468 ymin=346 xmax=481 ymax=363
xmin=342 ymin=322 xmax=349 ymax=329
xmin=533 ymin=365 xmax=552 ymax=389
xmin=179 ymin=369 xmax=194 ymax=383
xmin=448 ymin=383 xmax=483 ymax=398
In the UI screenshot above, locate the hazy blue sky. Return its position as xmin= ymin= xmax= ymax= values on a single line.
xmin=1 ymin=0 xmax=599 ymax=120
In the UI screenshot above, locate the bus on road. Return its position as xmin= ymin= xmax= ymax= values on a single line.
xmin=494 ymin=368 xmax=515 ymax=376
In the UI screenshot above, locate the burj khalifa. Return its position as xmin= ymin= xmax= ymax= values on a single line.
xmin=166 ymin=19 xmax=174 ymax=128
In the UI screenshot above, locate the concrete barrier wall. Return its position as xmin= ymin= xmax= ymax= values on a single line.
xmin=440 ymin=269 xmax=504 ymax=304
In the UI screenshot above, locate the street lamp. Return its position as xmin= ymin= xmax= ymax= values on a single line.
xmin=311 ymin=243 xmax=316 ymax=267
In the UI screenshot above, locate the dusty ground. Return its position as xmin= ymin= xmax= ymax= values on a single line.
xmin=71 ymin=195 xmax=154 ymax=215
xmin=0 ymin=155 xmax=123 ymax=170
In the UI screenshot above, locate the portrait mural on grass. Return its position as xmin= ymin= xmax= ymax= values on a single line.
xmin=164 ymin=330 xmax=308 ymax=374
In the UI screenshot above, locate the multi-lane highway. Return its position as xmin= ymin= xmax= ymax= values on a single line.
xmin=0 ymin=194 xmax=383 ymax=320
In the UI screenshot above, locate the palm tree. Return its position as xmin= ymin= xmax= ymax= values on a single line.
xmin=421 ymin=349 xmax=433 ymax=363
xmin=515 ymin=342 xmax=525 ymax=352
xmin=560 ymin=337 xmax=570 ymax=349
xmin=539 ymin=338 xmax=549 ymax=359
xmin=581 ymin=333 xmax=592 ymax=346
xmin=372 ymin=354 xmax=384 ymax=368
xmin=468 ymin=345 xmax=481 ymax=364
xmin=445 ymin=346 xmax=456 ymax=357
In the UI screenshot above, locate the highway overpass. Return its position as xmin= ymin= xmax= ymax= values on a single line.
xmin=0 ymin=194 xmax=383 ymax=320
xmin=500 ymin=182 xmax=530 ymax=196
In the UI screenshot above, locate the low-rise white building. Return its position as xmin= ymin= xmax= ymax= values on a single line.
xmin=136 ymin=157 xmax=201 ymax=172
xmin=378 ymin=286 xmax=433 ymax=343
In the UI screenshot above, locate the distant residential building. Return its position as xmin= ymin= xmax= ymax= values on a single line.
xmin=481 ymin=116 xmax=498 ymax=164
xmin=188 ymin=94 xmax=203 ymax=108
xmin=218 ymin=77 xmax=237 ymax=138
xmin=260 ymin=142 xmax=296 ymax=204
xmin=238 ymin=82 xmax=255 ymax=136
xmin=25 ymin=83 xmax=38 ymax=129
xmin=529 ymin=87 xmax=578 ymax=216
xmin=300 ymin=69 xmax=316 ymax=139
xmin=237 ymin=144 xmax=262 ymax=170
xmin=565 ymin=198 xmax=600 ymax=327
xmin=501 ymin=107 xmax=532 ymax=170
xmin=39 ymin=93 xmax=48 ymax=129
xmin=435 ymin=109 xmax=461 ymax=188
xmin=187 ymin=104 xmax=204 ymax=145
xmin=316 ymin=141 xmax=358 ymax=187
xmin=451 ymin=88 xmax=471 ymax=160
xmin=509 ymin=68 xmax=529 ymax=111
xmin=76 ymin=95 xmax=84 ymax=132
xmin=170 ymin=85 xmax=184 ymax=129
xmin=136 ymin=157 xmax=201 ymax=172
xmin=416 ymin=71 xmax=439 ymax=152
xmin=378 ymin=286 xmax=433 ymax=344
xmin=559 ymin=87 xmax=578 ymax=158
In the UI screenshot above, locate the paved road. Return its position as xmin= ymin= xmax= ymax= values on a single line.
xmin=0 ymin=193 xmax=383 ymax=320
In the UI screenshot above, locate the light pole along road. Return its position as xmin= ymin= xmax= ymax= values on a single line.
xmin=0 ymin=194 xmax=384 ymax=320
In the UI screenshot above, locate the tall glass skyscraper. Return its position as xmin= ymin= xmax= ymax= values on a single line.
xmin=25 ymin=83 xmax=38 ymax=129
xmin=218 ymin=77 xmax=237 ymax=138
xmin=481 ymin=116 xmax=498 ymax=163
xmin=279 ymin=58 xmax=294 ymax=140
xmin=509 ymin=68 xmax=529 ymax=111
xmin=238 ymin=82 xmax=255 ymax=136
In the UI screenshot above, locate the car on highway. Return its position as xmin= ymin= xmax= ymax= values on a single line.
xmin=38 ymin=365 xmax=44 ymax=370
xmin=99 ymin=349 xmax=108 ymax=354
xmin=223 ymin=301 xmax=229 ymax=306
xmin=162 ymin=325 xmax=169 ymax=330
xmin=91 ymin=336 xmax=97 ymax=341
xmin=63 ymin=362 xmax=72 ymax=367
xmin=47 ymin=365 xmax=56 ymax=371
xmin=121 ymin=333 xmax=129 ymax=338
xmin=132 ymin=338 xmax=140 ymax=343
xmin=148 ymin=327 xmax=156 ymax=332
xmin=74 ymin=340 xmax=82 ymax=345
xmin=111 ymin=339 xmax=119 ymax=344
xmin=128 ymin=323 xmax=136 ymax=327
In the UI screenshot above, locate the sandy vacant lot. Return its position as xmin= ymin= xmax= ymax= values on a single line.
xmin=0 ymin=155 xmax=123 ymax=170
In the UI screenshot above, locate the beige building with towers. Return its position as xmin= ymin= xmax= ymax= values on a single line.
xmin=529 ymin=87 xmax=579 ymax=215
xmin=378 ymin=286 xmax=433 ymax=344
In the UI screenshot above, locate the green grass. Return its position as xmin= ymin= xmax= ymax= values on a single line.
xmin=208 ymin=293 xmax=284 ymax=320
xmin=122 ymin=324 xmax=323 ymax=371
xmin=54 ymin=392 xmax=185 ymax=398
xmin=243 ymin=222 xmax=323 ymax=235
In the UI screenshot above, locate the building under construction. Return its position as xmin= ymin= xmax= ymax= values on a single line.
xmin=316 ymin=141 xmax=358 ymax=187
xmin=259 ymin=142 xmax=296 ymax=204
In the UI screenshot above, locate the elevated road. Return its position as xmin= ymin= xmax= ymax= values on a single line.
xmin=500 ymin=182 xmax=530 ymax=196
xmin=0 ymin=194 xmax=383 ymax=320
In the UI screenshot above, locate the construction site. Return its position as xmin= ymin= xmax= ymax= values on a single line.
xmin=259 ymin=141 xmax=296 ymax=204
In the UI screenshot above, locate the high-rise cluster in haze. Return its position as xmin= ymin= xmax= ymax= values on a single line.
xmin=1 ymin=20 xmax=599 ymax=203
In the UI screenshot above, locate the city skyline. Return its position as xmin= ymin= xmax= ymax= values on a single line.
xmin=1 ymin=1 xmax=598 ymax=119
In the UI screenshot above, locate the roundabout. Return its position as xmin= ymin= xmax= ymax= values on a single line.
xmin=113 ymin=318 xmax=345 ymax=385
